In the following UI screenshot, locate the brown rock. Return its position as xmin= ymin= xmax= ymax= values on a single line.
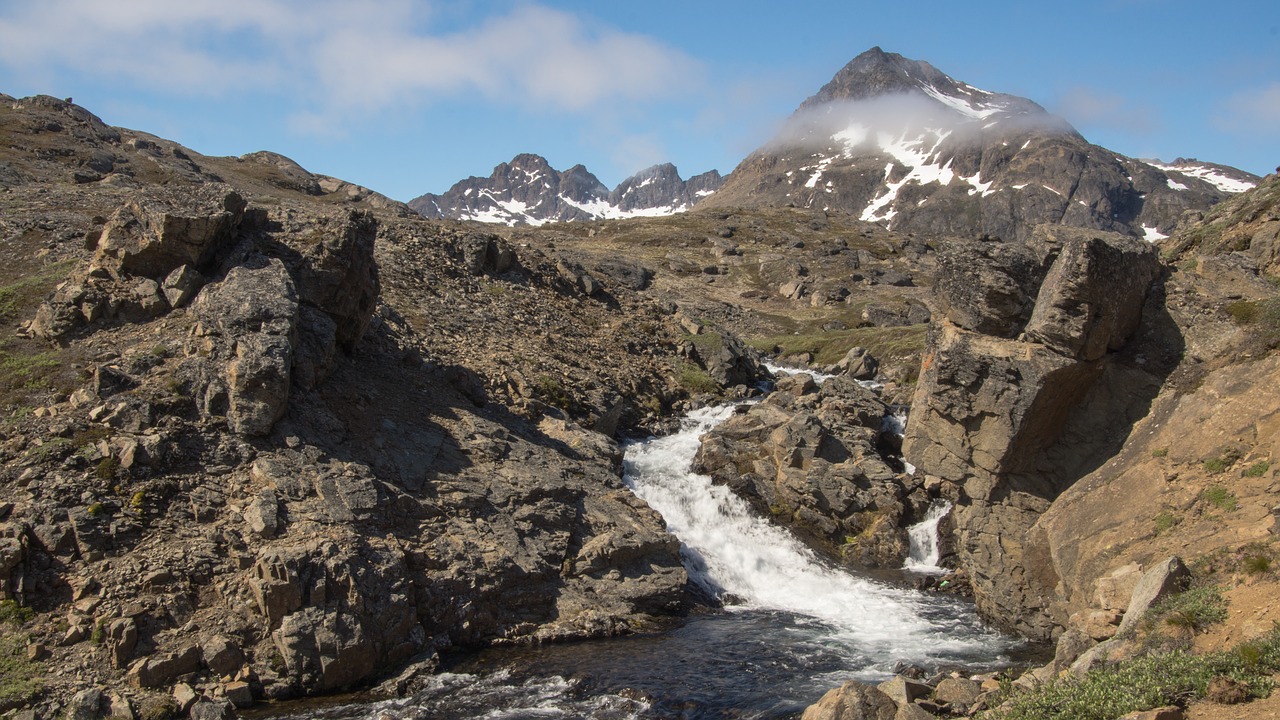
xmin=932 ymin=677 xmax=981 ymax=710
xmin=802 ymin=681 xmax=898 ymax=720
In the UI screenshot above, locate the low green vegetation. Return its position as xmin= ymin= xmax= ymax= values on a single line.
xmin=1146 ymin=584 xmax=1229 ymax=633
xmin=983 ymin=627 xmax=1280 ymax=720
xmin=1153 ymin=511 xmax=1180 ymax=535
xmin=677 ymin=361 xmax=720 ymax=395
xmin=0 ymin=600 xmax=42 ymax=707
xmin=749 ymin=323 xmax=928 ymax=368
xmin=1223 ymin=298 xmax=1280 ymax=348
xmin=1199 ymin=485 xmax=1239 ymax=512
xmin=1201 ymin=448 xmax=1241 ymax=474
xmin=1243 ymin=460 xmax=1271 ymax=477
xmin=532 ymin=374 xmax=573 ymax=412
xmin=1151 ymin=447 xmax=1168 ymax=458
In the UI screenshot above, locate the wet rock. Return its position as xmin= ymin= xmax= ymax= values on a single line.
xmin=694 ymin=375 xmax=908 ymax=567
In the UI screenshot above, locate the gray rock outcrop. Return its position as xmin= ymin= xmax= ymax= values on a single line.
xmin=903 ymin=227 xmax=1160 ymax=638
xmin=694 ymin=374 xmax=921 ymax=567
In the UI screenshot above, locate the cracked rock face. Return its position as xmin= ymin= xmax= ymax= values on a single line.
xmin=903 ymin=227 xmax=1159 ymax=639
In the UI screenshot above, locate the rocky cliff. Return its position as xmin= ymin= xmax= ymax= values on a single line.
xmin=407 ymin=153 xmax=723 ymax=225
xmin=702 ymin=47 xmax=1258 ymax=242
xmin=0 ymin=95 xmax=767 ymax=717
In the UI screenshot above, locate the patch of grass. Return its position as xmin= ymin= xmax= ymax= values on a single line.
xmin=1151 ymin=447 xmax=1168 ymax=458
xmin=1147 ymin=585 xmax=1229 ymax=633
xmin=1244 ymin=460 xmax=1271 ymax=477
xmin=677 ymin=361 xmax=720 ymax=395
xmin=1243 ymin=554 xmax=1272 ymax=574
xmin=532 ymin=374 xmax=573 ymax=412
xmin=748 ymin=323 xmax=928 ymax=367
xmin=1153 ymin=511 xmax=1180 ymax=535
xmin=95 ymin=455 xmax=120 ymax=483
xmin=0 ymin=600 xmax=42 ymax=707
xmin=0 ymin=259 xmax=75 ymax=322
xmin=0 ymin=599 xmax=33 ymax=625
xmin=24 ymin=436 xmax=71 ymax=463
xmin=1199 ymin=485 xmax=1239 ymax=512
xmin=983 ymin=628 xmax=1280 ymax=720
xmin=1226 ymin=299 xmax=1261 ymax=324
xmin=1202 ymin=448 xmax=1241 ymax=474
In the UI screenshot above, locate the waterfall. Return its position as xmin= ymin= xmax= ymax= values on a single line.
xmin=623 ymin=407 xmax=999 ymax=668
xmin=903 ymin=500 xmax=952 ymax=574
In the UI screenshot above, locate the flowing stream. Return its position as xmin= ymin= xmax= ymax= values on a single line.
xmin=903 ymin=500 xmax=952 ymax=574
xmin=276 ymin=405 xmax=1013 ymax=720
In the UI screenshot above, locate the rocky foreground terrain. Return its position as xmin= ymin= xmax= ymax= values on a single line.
xmin=2 ymin=84 xmax=1280 ymax=720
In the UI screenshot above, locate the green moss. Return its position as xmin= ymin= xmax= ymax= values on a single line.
xmin=1151 ymin=447 xmax=1168 ymax=458
xmin=0 ymin=599 xmax=33 ymax=625
xmin=1243 ymin=554 xmax=1272 ymax=574
xmin=95 ymin=456 xmax=120 ymax=483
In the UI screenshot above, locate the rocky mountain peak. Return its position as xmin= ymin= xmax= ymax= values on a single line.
xmin=702 ymin=47 xmax=1258 ymax=242
xmin=409 ymin=156 xmax=723 ymax=226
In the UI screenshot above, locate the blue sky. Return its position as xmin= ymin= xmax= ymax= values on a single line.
xmin=1 ymin=1 xmax=1277 ymax=202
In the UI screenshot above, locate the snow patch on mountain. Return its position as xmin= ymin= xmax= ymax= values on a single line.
xmin=1143 ymin=160 xmax=1256 ymax=194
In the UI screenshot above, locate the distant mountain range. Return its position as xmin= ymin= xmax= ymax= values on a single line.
xmin=702 ymin=47 xmax=1258 ymax=241
xmin=407 ymin=154 xmax=722 ymax=225
xmin=411 ymin=47 xmax=1258 ymax=239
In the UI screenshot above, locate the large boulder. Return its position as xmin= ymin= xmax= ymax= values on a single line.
xmin=91 ymin=185 xmax=247 ymax=280
xmin=694 ymin=374 xmax=918 ymax=567
xmin=903 ymin=227 xmax=1160 ymax=638
xmin=191 ymin=258 xmax=299 ymax=436
xmin=802 ymin=681 xmax=898 ymax=720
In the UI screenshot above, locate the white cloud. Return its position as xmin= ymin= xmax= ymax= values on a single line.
xmin=1052 ymin=85 xmax=1159 ymax=135
xmin=0 ymin=1 xmax=701 ymax=128
xmin=1213 ymin=82 xmax=1280 ymax=135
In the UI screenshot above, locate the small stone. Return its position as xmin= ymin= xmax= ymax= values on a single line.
xmin=172 ymin=682 xmax=199 ymax=713
xmin=223 ymin=681 xmax=255 ymax=708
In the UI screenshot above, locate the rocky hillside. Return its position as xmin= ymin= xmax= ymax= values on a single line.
xmin=0 ymin=94 xmax=774 ymax=718
xmin=407 ymin=153 xmax=722 ymax=225
xmin=703 ymin=47 xmax=1258 ymax=242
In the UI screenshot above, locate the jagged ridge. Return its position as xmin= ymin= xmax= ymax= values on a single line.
xmin=408 ymin=153 xmax=723 ymax=226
